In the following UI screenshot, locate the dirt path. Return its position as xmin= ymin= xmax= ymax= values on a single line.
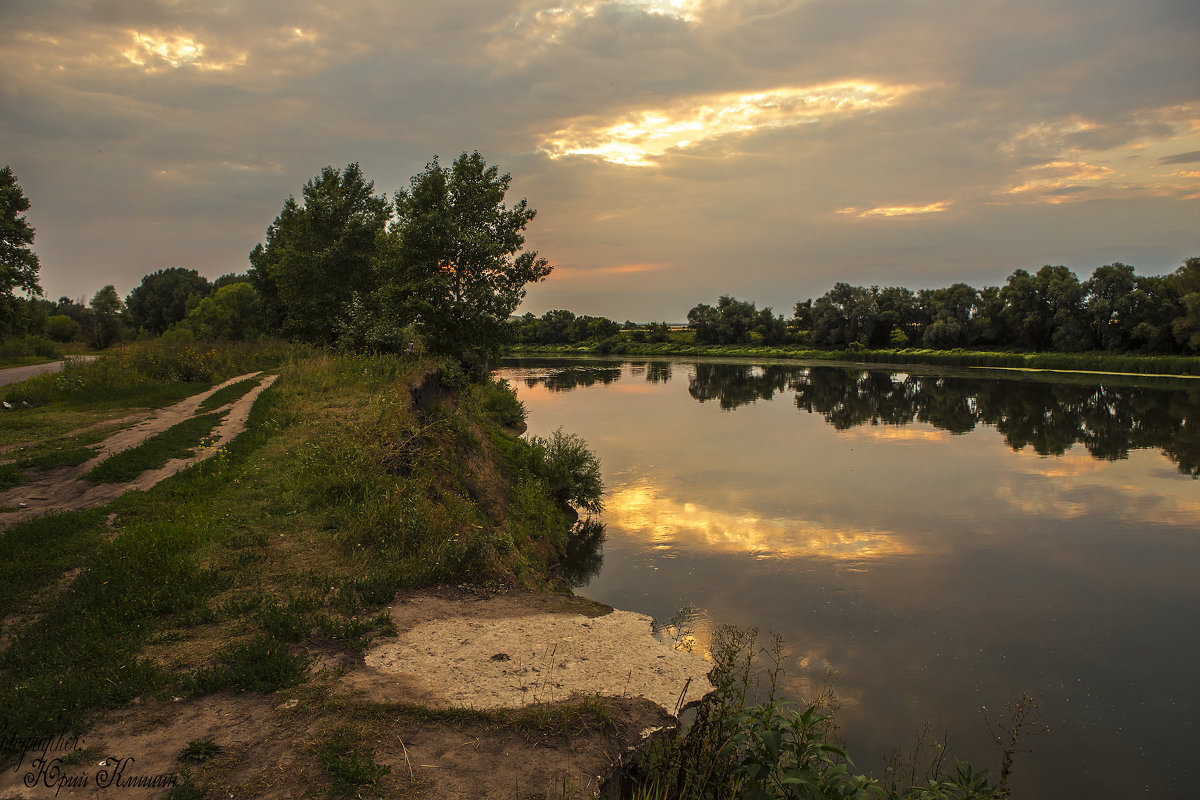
xmin=0 ymin=372 xmax=277 ymax=528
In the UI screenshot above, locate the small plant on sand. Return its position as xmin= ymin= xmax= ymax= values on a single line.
xmin=318 ymin=727 xmax=391 ymax=795
xmin=178 ymin=738 xmax=222 ymax=764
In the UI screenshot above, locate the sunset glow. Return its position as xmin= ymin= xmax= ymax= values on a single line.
xmin=543 ymin=83 xmax=914 ymax=166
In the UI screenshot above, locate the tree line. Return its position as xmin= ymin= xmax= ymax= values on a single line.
xmin=690 ymin=258 xmax=1200 ymax=354
xmin=1 ymin=154 xmax=551 ymax=372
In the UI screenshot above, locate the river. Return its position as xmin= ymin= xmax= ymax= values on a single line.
xmin=496 ymin=356 xmax=1200 ymax=800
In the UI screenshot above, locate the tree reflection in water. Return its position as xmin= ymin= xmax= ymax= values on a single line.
xmin=513 ymin=359 xmax=1200 ymax=476
xmin=561 ymin=518 xmax=606 ymax=587
xmin=688 ymin=363 xmax=1200 ymax=476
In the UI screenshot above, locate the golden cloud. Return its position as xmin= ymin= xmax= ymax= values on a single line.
xmin=542 ymin=82 xmax=916 ymax=166
xmin=122 ymin=30 xmax=246 ymax=72
xmin=1005 ymin=160 xmax=1115 ymax=199
xmin=836 ymin=201 xmax=951 ymax=218
xmin=841 ymin=427 xmax=951 ymax=443
xmin=994 ymin=106 xmax=1200 ymax=205
xmin=604 ymin=480 xmax=919 ymax=560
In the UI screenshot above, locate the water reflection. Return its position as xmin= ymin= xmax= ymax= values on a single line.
xmin=605 ymin=480 xmax=918 ymax=561
xmin=561 ymin=518 xmax=606 ymax=587
xmin=514 ymin=359 xmax=1200 ymax=476
xmin=499 ymin=357 xmax=1200 ymax=800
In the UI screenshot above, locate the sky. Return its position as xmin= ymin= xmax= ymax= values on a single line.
xmin=2 ymin=0 xmax=1198 ymax=322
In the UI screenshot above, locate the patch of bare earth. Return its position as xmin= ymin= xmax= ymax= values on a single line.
xmin=0 ymin=591 xmax=711 ymax=800
xmin=0 ymin=373 xmax=276 ymax=529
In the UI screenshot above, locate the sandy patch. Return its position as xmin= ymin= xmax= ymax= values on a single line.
xmin=364 ymin=594 xmax=712 ymax=715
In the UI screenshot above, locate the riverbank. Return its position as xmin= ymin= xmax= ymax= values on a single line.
xmin=0 ymin=344 xmax=710 ymax=799
xmin=510 ymin=342 xmax=1200 ymax=377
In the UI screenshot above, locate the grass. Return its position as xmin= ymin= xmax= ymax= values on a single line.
xmin=0 ymin=347 xmax=602 ymax=766
xmin=318 ymin=726 xmax=392 ymax=795
xmin=0 ymin=335 xmax=64 ymax=367
xmin=197 ymin=375 xmax=263 ymax=412
xmin=0 ymin=510 xmax=108 ymax=616
xmin=0 ymin=462 xmax=19 ymax=490
xmin=83 ymin=410 xmax=227 ymax=483
xmin=2 ymin=339 xmax=302 ymax=408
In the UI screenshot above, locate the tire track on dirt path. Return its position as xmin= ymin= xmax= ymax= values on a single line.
xmin=0 ymin=372 xmax=278 ymax=529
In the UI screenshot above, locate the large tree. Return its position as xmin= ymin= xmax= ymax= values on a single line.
xmin=0 ymin=166 xmax=41 ymax=299
xmin=1 ymin=166 xmax=42 ymax=336
xmin=126 ymin=267 xmax=212 ymax=336
xmin=384 ymin=152 xmax=552 ymax=366
xmin=249 ymin=163 xmax=390 ymax=344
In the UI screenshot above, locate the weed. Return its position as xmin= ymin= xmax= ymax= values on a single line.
xmin=620 ymin=627 xmax=1009 ymax=800
xmin=60 ymin=745 xmax=104 ymax=766
xmin=178 ymin=738 xmax=222 ymax=764
xmin=318 ymin=727 xmax=391 ymax=795
xmin=165 ymin=772 xmax=206 ymax=800
xmin=477 ymin=377 xmax=527 ymax=428
xmin=187 ymin=634 xmax=312 ymax=695
xmin=0 ymin=462 xmax=20 ymax=490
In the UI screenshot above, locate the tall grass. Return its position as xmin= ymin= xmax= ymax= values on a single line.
xmin=620 ymin=627 xmax=1010 ymax=800
xmin=0 ymin=335 xmax=62 ymax=365
xmin=2 ymin=339 xmax=305 ymax=407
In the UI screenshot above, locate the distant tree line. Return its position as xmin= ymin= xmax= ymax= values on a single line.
xmin=508 ymin=310 xmax=673 ymax=346
xmin=690 ymin=258 xmax=1200 ymax=354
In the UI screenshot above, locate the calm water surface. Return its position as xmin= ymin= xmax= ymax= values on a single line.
xmin=497 ymin=357 xmax=1200 ymax=800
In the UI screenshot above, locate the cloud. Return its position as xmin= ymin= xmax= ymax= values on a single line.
xmin=0 ymin=0 xmax=1197 ymax=309
xmin=1161 ymin=150 xmax=1200 ymax=164
xmin=542 ymin=81 xmax=917 ymax=166
xmin=837 ymin=201 xmax=951 ymax=219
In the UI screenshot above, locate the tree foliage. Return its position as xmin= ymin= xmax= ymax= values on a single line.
xmin=126 ymin=267 xmax=212 ymax=336
xmin=0 ymin=166 xmax=41 ymax=300
xmin=249 ymin=163 xmax=389 ymax=345
xmin=384 ymin=151 xmax=552 ymax=367
xmin=84 ymin=285 xmax=127 ymax=349
xmin=689 ymin=295 xmax=786 ymax=345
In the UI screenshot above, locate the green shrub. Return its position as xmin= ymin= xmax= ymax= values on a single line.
xmin=478 ymin=378 xmax=526 ymax=428
xmin=526 ymin=428 xmax=604 ymax=514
